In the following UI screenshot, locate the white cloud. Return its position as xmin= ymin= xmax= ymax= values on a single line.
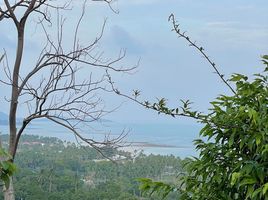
xmin=202 ymin=20 xmax=268 ymax=47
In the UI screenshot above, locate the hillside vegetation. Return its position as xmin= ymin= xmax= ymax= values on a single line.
xmin=0 ymin=135 xmax=185 ymax=200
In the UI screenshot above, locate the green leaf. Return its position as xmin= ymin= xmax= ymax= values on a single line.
xmin=263 ymin=183 xmax=268 ymax=195
xmin=246 ymin=185 xmax=254 ymax=199
xmin=248 ymin=108 xmax=258 ymax=124
xmin=1 ymin=161 xmax=10 ymax=171
xmin=240 ymin=177 xmax=256 ymax=186
xmin=252 ymin=188 xmax=262 ymax=198
xmin=230 ymin=73 xmax=248 ymax=82
xmin=231 ymin=172 xmax=241 ymax=186
xmin=255 ymin=134 xmax=262 ymax=146
xmin=229 ymin=132 xmax=235 ymax=147
xmin=262 ymin=55 xmax=268 ymax=60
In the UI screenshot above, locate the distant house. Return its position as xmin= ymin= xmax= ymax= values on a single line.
xmin=21 ymin=141 xmax=44 ymax=146
xmin=92 ymin=154 xmax=127 ymax=163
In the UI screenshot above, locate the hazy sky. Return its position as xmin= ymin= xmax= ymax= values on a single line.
xmin=1 ymin=0 xmax=268 ymax=125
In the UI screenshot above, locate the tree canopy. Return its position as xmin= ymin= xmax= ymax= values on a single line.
xmin=179 ymin=56 xmax=268 ymax=200
xmin=136 ymin=14 xmax=268 ymax=200
xmin=139 ymin=56 xmax=268 ymax=200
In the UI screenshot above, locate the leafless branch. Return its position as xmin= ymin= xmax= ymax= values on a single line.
xmin=2 ymin=0 xmax=135 ymax=163
xmin=168 ymin=14 xmax=236 ymax=94
xmin=0 ymin=52 xmax=5 ymax=63
xmin=92 ymin=0 xmax=119 ymax=14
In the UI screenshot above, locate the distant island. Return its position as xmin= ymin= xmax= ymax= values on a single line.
xmin=0 ymin=112 xmax=24 ymax=125
xmin=0 ymin=112 xmax=8 ymax=125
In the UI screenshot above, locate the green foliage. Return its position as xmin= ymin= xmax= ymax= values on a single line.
xmin=0 ymin=135 xmax=185 ymax=200
xmin=139 ymin=55 xmax=268 ymax=200
xmin=137 ymin=178 xmax=176 ymax=199
xmin=179 ymin=56 xmax=268 ymax=200
xmin=0 ymin=148 xmax=16 ymax=188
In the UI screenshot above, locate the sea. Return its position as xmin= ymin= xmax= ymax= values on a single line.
xmin=0 ymin=120 xmax=201 ymax=158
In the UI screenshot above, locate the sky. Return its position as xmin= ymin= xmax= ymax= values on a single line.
xmin=1 ymin=0 xmax=268 ymax=126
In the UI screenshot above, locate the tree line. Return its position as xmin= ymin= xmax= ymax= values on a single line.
xmin=0 ymin=135 xmax=185 ymax=200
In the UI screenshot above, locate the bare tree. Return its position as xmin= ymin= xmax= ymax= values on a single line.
xmin=0 ymin=0 xmax=135 ymax=199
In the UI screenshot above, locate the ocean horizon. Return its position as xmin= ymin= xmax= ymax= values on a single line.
xmin=0 ymin=119 xmax=201 ymax=158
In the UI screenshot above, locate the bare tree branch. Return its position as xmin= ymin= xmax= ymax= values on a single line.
xmin=0 ymin=52 xmax=5 ymax=63
xmin=168 ymin=14 xmax=236 ymax=94
xmin=1 ymin=0 xmax=135 ymax=167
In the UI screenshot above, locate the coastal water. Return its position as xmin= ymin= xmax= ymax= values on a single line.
xmin=0 ymin=120 xmax=201 ymax=158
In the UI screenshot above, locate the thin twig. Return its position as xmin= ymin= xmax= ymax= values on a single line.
xmin=168 ymin=14 xmax=236 ymax=94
